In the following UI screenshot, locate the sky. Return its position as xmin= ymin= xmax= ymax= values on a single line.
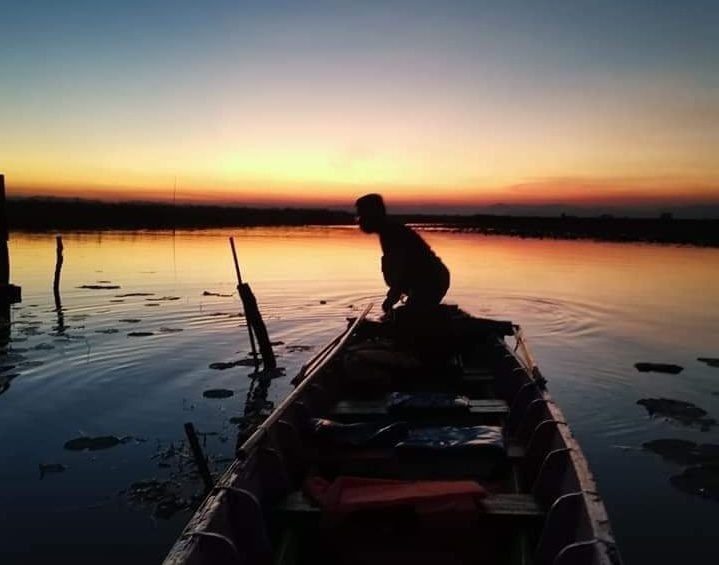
xmin=1 ymin=0 xmax=718 ymax=212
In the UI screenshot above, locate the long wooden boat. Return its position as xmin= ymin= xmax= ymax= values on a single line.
xmin=164 ymin=305 xmax=621 ymax=565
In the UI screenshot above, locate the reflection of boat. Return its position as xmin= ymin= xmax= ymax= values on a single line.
xmin=163 ymin=304 xmax=621 ymax=565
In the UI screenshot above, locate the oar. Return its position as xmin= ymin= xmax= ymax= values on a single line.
xmin=229 ymin=237 xmax=258 ymax=365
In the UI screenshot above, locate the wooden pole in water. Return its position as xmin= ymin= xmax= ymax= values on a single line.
xmin=0 ymin=174 xmax=10 ymax=288
xmin=0 ymin=173 xmax=21 ymax=305
xmin=53 ymin=236 xmax=64 ymax=304
xmin=229 ymin=237 xmax=258 ymax=363
xmin=229 ymin=237 xmax=277 ymax=370
xmin=184 ymin=422 xmax=214 ymax=494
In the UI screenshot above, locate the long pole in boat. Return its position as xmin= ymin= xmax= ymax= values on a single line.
xmin=229 ymin=237 xmax=258 ymax=364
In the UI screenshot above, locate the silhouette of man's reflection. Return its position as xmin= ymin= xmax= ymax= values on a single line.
xmin=356 ymin=194 xmax=450 ymax=315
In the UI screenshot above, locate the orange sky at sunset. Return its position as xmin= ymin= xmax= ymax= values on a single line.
xmin=2 ymin=2 xmax=717 ymax=212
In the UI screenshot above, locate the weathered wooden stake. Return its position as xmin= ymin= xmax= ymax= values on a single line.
xmin=229 ymin=237 xmax=276 ymax=370
xmin=53 ymin=236 xmax=64 ymax=304
xmin=0 ymin=174 xmax=21 ymax=304
xmin=184 ymin=422 xmax=214 ymax=493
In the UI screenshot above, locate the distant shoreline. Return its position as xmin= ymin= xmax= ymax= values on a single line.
xmin=8 ymin=198 xmax=719 ymax=247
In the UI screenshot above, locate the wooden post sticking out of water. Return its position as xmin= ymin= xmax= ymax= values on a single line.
xmin=0 ymin=173 xmax=22 ymax=305
xmin=184 ymin=422 xmax=214 ymax=494
xmin=229 ymin=237 xmax=276 ymax=371
xmin=53 ymin=236 xmax=64 ymax=304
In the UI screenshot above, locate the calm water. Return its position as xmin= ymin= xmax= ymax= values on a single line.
xmin=1 ymin=227 xmax=718 ymax=565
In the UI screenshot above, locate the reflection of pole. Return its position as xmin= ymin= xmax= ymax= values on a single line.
xmin=184 ymin=422 xmax=214 ymax=494
xmin=53 ymin=236 xmax=65 ymax=333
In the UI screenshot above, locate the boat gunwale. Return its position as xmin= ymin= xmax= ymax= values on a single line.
xmin=500 ymin=332 xmax=621 ymax=565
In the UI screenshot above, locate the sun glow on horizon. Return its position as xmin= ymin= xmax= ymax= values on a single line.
xmin=2 ymin=1 xmax=717 ymax=210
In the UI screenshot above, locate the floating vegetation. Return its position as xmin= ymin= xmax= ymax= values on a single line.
xmin=670 ymin=465 xmax=719 ymax=501
xmin=202 ymin=389 xmax=234 ymax=399
xmin=643 ymin=439 xmax=719 ymax=465
xmin=39 ymin=463 xmax=67 ymax=478
xmin=109 ymin=299 xmax=125 ymax=303
xmin=635 ymin=362 xmax=684 ymax=374
xmin=119 ymin=319 xmax=141 ymax=324
xmin=116 ymin=292 xmax=155 ymax=297
xmin=77 ymin=285 xmax=121 ymax=290
xmin=145 ymin=303 xmax=160 ymax=307
xmin=319 ymin=300 xmax=327 ymax=304
xmin=202 ymin=291 xmax=233 ymax=297
xmin=95 ymin=328 xmax=120 ymax=334
xmin=698 ymin=357 xmax=719 ymax=368
xmin=146 ymin=296 xmax=181 ymax=302
xmin=637 ymin=398 xmax=716 ymax=430
xmin=158 ymin=327 xmax=183 ymax=333
xmin=209 ymin=359 xmax=257 ymax=370
xmin=286 ymin=344 xmax=314 ymax=353
xmin=126 ymin=479 xmax=191 ymax=519
xmin=128 ymin=332 xmax=154 ymax=337
xmin=64 ymin=435 xmax=131 ymax=451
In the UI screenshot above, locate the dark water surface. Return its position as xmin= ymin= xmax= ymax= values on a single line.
xmin=1 ymin=227 xmax=718 ymax=564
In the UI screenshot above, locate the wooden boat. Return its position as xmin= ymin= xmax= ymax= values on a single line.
xmin=164 ymin=305 xmax=621 ymax=565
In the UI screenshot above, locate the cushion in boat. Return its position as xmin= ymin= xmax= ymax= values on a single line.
xmin=395 ymin=425 xmax=505 ymax=454
xmin=310 ymin=418 xmax=409 ymax=448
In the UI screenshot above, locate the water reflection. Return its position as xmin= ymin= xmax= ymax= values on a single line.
xmin=1 ymin=228 xmax=718 ymax=565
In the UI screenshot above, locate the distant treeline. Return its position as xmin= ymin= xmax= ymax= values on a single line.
xmin=8 ymin=198 xmax=353 ymax=230
xmin=7 ymin=198 xmax=719 ymax=246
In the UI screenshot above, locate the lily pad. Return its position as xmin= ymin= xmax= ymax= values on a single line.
xmin=643 ymin=439 xmax=719 ymax=465
xmin=635 ymin=362 xmax=684 ymax=374
xmin=202 ymin=388 xmax=234 ymax=399
xmin=209 ymin=359 xmax=257 ymax=370
xmin=670 ymin=464 xmax=719 ymax=501
xmin=637 ymin=398 xmax=716 ymax=430
xmin=286 ymin=345 xmax=314 ymax=353
xmin=698 ymin=357 xmax=719 ymax=368
xmin=128 ymin=332 xmax=154 ymax=337
xmin=77 ymin=285 xmax=121 ymax=290
xmin=119 ymin=319 xmax=141 ymax=324
xmin=39 ymin=463 xmax=67 ymax=478
xmin=64 ymin=436 xmax=125 ymax=451
xmin=146 ymin=296 xmax=181 ymax=302
xmin=145 ymin=303 xmax=160 ymax=307
xmin=202 ymin=291 xmax=233 ymax=297
xmin=158 ymin=327 xmax=183 ymax=333
xmin=116 ymin=292 xmax=155 ymax=297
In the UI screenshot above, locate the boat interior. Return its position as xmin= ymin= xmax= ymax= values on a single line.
xmin=164 ymin=306 xmax=619 ymax=565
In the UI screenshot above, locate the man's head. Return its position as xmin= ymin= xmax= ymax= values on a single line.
xmin=355 ymin=193 xmax=386 ymax=233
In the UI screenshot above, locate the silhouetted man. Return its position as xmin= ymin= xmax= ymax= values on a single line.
xmin=356 ymin=194 xmax=450 ymax=314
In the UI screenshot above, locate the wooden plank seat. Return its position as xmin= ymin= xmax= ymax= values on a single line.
xmin=280 ymin=491 xmax=543 ymax=520
xmin=332 ymin=398 xmax=509 ymax=418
